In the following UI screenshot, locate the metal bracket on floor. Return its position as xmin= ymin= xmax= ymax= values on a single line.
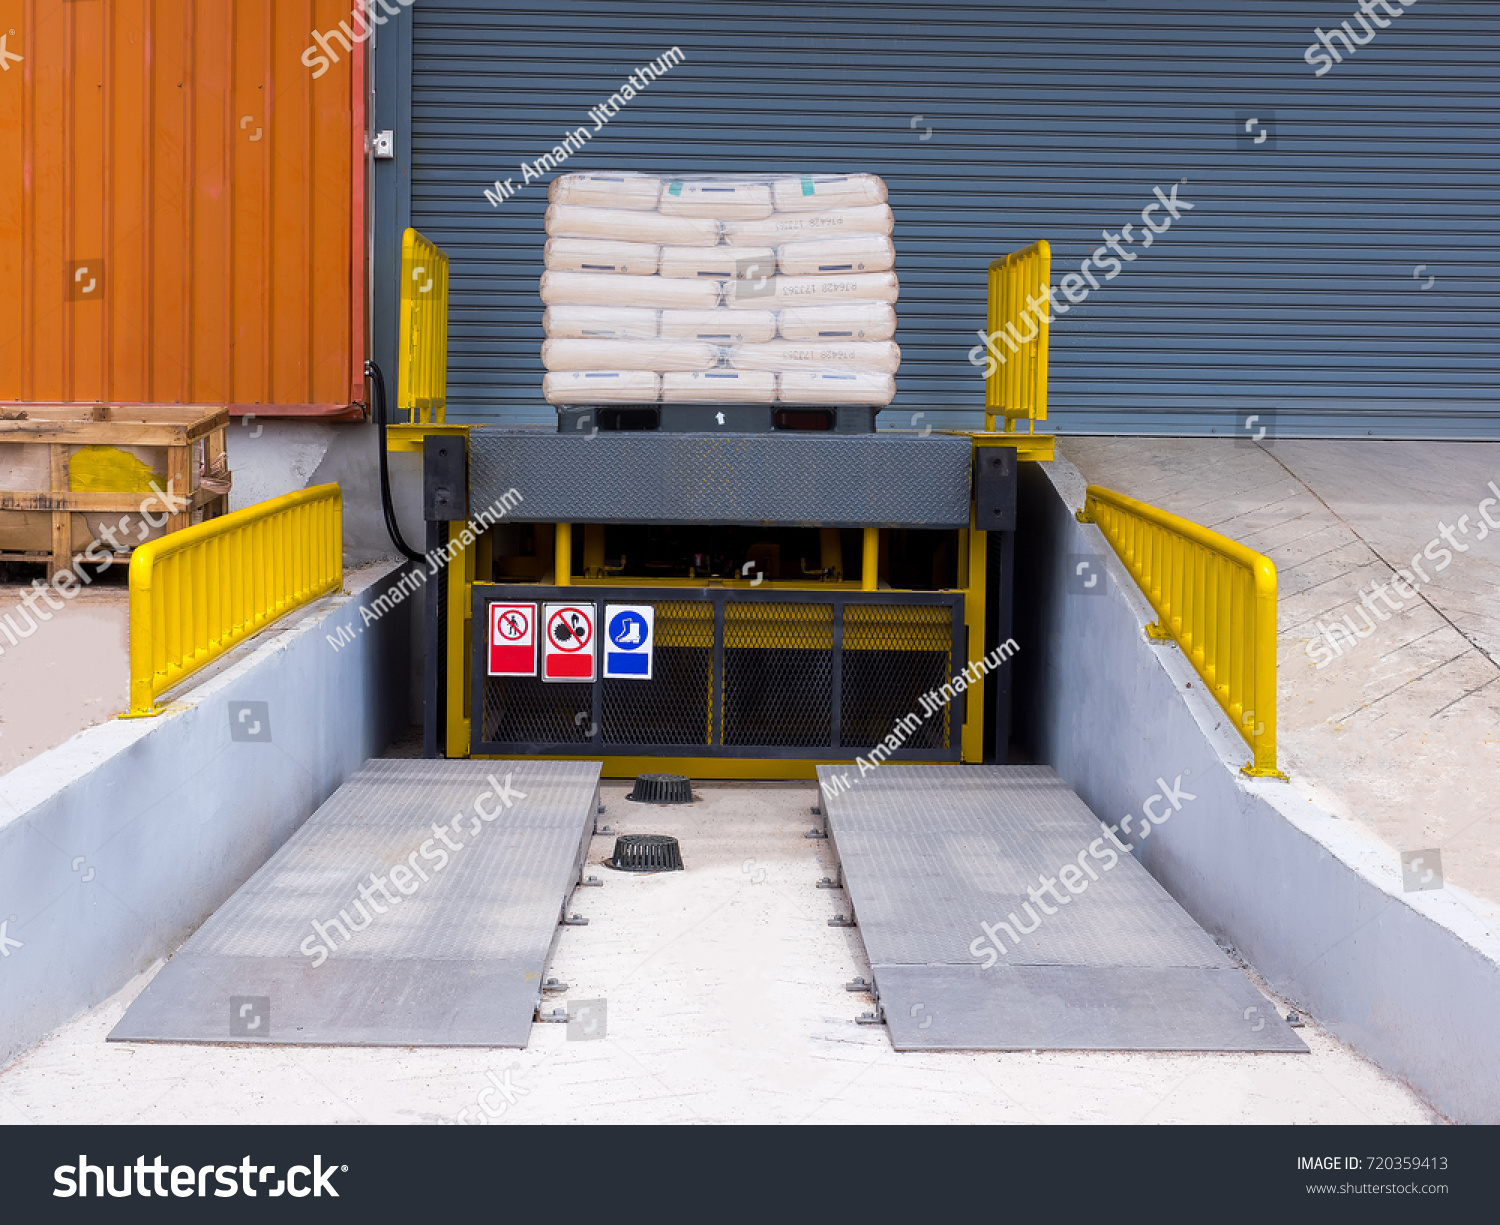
xmin=561 ymin=912 xmax=589 ymax=926
xmin=828 ymin=912 xmax=857 ymax=928
xmin=844 ymin=976 xmax=874 ymax=994
xmin=595 ymin=823 xmax=615 ymax=836
xmin=855 ymin=1004 xmax=885 ymax=1026
xmin=1144 ymin=621 xmax=1174 ymax=644
xmin=805 ymin=825 xmax=828 ymax=840
xmin=536 ymin=1006 xmax=569 ymax=1023
xmin=817 ymin=864 xmax=844 ymax=889
xmin=811 ymin=804 xmax=822 ymax=816
xmin=579 ymin=873 xmax=603 ymax=887
xmin=543 ymin=977 xmax=569 ymax=993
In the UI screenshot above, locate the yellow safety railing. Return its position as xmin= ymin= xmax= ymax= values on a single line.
xmin=984 ymin=239 xmax=1050 ymax=434
xmin=398 ymin=227 xmax=450 ymax=423
xmin=126 ymin=485 xmax=343 ymax=716
xmin=1076 ymin=485 xmax=1285 ymax=779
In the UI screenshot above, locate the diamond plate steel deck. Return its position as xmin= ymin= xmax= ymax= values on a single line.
xmin=467 ymin=429 xmax=973 ymax=527
xmin=108 ymin=760 xmax=601 ymax=1048
xmin=817 ymin=764 xmax=1307 ymax=1053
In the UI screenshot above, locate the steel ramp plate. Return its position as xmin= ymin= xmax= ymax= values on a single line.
xmin=816 ymin=764 xmax=1307 ymax=1053
xmin=109 ymin=760 xmax=601 ymax=1048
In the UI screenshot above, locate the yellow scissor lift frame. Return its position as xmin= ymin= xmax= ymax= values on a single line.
xmin=391 ymin=228 xmax=1055 ymax=778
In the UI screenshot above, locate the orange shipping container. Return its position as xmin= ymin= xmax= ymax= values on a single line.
xmin=0 ymin=0 xmax=367 ymax=419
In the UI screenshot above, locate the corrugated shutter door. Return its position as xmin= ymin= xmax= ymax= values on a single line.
xmin=410 ymin=1 xmax=1498 ymax=438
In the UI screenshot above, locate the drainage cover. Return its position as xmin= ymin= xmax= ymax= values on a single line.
xmin=608 ymin=834 xmax=684 ymax=873
xmin=626 ymin=774 xmax=693 ymax=804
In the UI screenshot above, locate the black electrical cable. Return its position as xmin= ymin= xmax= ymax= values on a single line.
xmin=366 ymin=358 xmax=424 ymax=562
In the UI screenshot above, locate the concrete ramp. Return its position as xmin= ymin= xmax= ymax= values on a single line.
xmin=109 ymin=759 xmax=600 ymax=1049
xmin=817 ymin=764 xmax=1307 ymax=1053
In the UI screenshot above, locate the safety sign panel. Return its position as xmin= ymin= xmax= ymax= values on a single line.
xmin=488 ymin=602 xmax=537 ymax=677
xmin=542 ymin=602 xmax=597 ymax=682
xmin=604 ymin=604 xmax=655 ymax=680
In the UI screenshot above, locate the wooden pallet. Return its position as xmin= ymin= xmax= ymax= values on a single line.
xmin=0 ymin=404 xmax=231 ymax=578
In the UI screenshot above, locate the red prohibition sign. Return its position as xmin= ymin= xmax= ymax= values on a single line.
xmin=548 ymin=607 xmax=592 ymax=652
xmin=495 ymin=608 xmax=529 ymax=641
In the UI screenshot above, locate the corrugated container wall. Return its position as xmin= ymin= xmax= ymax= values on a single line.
xmin=0 ymin=0 xmax=367 ymax=418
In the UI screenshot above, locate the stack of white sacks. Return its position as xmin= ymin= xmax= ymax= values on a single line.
xmin=540 ymin=172 xmax=899 ymax=407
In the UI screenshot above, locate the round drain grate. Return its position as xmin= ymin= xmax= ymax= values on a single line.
xmin=608 ymin=834 xmax=684 ymax=873
xmin=626 ymin=773 xmax=694 ymax=804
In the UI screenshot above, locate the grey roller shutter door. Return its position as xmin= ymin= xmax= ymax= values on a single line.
xmin=410 ymin=0 xmax=1498 ymax=438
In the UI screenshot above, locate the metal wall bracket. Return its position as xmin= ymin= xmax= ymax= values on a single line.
xmin=828 ymin=913 xmax=857 ymax=928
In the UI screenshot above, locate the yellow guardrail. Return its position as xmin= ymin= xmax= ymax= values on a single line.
xmin=984 ymin=239 xmax=1050 ymax=434
xmin=1076 ymin=485 xmax=1285 ymax=779
xmin=398 ymin=227 xmax=451 ymax=424
xmin=126 ymin=485 xmax=343 ymax=716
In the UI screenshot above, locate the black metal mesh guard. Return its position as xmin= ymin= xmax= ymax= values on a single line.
xmin=472 ymin=587 xmax=963 ymax=760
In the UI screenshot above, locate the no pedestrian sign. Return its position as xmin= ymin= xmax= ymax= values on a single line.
xmin=543 ymin=602 xmax=596 ymax=682
xmin=488 ymin=602 xmax=536 ymax=677
xmin=604 ymin=604 xmax=654 ymax=680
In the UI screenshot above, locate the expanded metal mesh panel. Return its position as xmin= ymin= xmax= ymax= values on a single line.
xmin=841 ymin=605 xmax=952 ymax=750
xmin=602 ymin=602 xmax=713 ymax=747
xmin=482 ymin=677 xmax=593 ymax=746
xmin=723 ymin=603 xmax=833 ymax=747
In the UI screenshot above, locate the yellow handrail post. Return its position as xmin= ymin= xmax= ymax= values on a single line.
xmin=984 ymin=240 xmax=1050 ymax=435
xmin=398 ymin=228 xmax=451 ymax=425
xmin=124 ymin=485 xmax=343 ymax=716
xmin=1077 ymin=485 xmax=1286 ymax=780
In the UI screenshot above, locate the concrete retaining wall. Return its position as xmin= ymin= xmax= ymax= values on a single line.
xmin=1015 ymin=459 xmax=1500 ymax=1123
xmin=0 ymin=562 xmax=414 ymax=1068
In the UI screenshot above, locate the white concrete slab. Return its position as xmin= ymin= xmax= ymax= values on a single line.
xmin=0 ymin=783 xmax=1436 ymax=1125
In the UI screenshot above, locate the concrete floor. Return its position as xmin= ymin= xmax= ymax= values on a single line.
xmin=0 ymin=561 xmax=395 ymax=777
xmin=1061 ymin=439 xmax=1500 ymax=908
xmin=0 ymin=580 xmax=129 ymax=776
xmin=0 ymin=782 xmax=1438 ymax=1124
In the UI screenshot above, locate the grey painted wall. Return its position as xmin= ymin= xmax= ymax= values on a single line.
xmin=228 ymin=421 xmax=423 ymax=568
xmin=0 ymin=564 xmax=415 ymax=1069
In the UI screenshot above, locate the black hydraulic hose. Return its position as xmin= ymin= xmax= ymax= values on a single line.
xmin=366 ymin=358 xmax=424 ymax=562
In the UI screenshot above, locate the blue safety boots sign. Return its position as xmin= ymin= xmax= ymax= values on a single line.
xmin=604 ymin=605 xmax=654 ymax=679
